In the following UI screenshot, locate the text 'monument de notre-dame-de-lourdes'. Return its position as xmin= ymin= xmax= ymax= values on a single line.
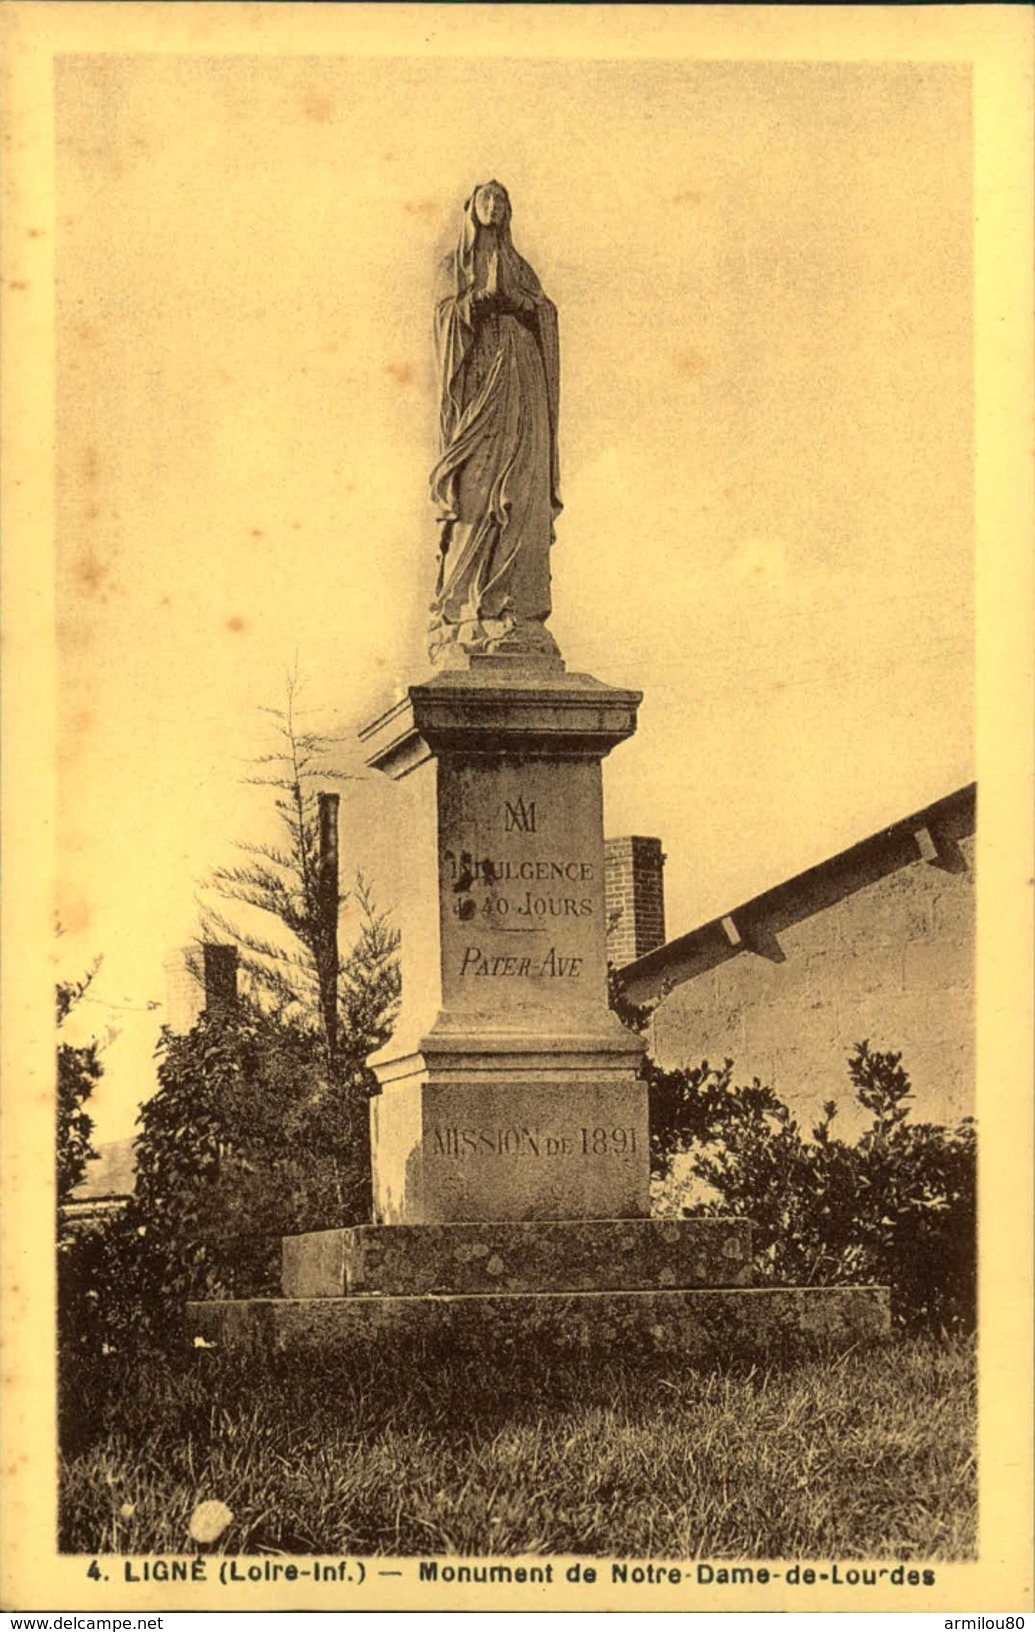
xmin=190 ymin=181 xmax=889 ymax=1355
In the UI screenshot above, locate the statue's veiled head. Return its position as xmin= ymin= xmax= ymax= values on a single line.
xmin=471 ymin=180 xmax=510 ymax=230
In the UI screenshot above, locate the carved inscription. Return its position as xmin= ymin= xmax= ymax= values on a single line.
xmin=431 ymin=1126 xmax=638 ymax=1160
xmin=503 ymin=796 xmax=537 ymax=833
xmin=445 ymin=852 xmax=594 ymax=925
xmin=459 ymin=946 xmax=583 ymax=978
xmin=443 ymin=795 xmax=601 ymax=982
xmin=445 ymin=856 xmax=594 ymax=884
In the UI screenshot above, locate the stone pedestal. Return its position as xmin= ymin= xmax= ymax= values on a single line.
xmin=189 ymin=660 xmax=890 ymax=1360
xmin=358 ymin=667 xmax=648 ymax=1224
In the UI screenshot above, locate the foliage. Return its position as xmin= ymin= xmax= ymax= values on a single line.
xmin=63 ymin=677 xmax=404 ymax=1344
xmin=131 ymin=1002 xmax=375 ymax=1308
xmin=57 ymin=1042 xmax=103 ymax=1206
xmin=336 ymin=876 xmax=401 ymax=1086
xmin=57 ymin=992 xmax=388 ymax=1364
xmin=57 ymin=671 xmax=404 ymax=1362
xmin=197 ymin=672 xmax=400 ymax=1060
xmin=58 ymin=1211 xmax=149 ymax=1363
xmin=646 ymin=1040 xmax=976 ymax=1333
xmin=56 ymin=962 xmax=102 ymax=1206
xmin=191 ymin=675 xmax=399 ymax=1262
xmin=59 ymin=1333 xmax=976 ymax=1559
xmin=56 ymin=957 xmax=130 ymax=1371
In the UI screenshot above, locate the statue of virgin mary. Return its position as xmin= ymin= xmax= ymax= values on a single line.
xmin=428 ymin=182 xmax=562 ymax=665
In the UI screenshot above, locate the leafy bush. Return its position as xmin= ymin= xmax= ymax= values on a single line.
xmin=57 ymin=961 xmax=122 ymax=1365
xmin=57 ymin=1039 xmax=102 ymax=1206
xmin=58 ymin=1210 xmax=151 ymax=1362
xmin=132 ymin=1002 xmax=374 ymax=1307
xmin=57 ymin=996 xmax=386 ymax=1362
xmin=56 ymin=966 xmax=103 ymax=1205
xmin=646 ymin=1042 xmax=975 ymax=1334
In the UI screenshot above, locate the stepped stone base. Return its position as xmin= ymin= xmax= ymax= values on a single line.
xmin=188 ymin=1285 xmax=889 ymax=1359
xmin=281 ymin=1218 xmax=754 ymax=1298
xmin=196 ymin=1219 xmax=889 ymax=1358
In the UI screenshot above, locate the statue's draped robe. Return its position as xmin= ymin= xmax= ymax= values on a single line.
xmin=429 ymin=197 xmax=560 ymax=653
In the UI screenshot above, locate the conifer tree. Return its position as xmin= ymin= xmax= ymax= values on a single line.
xmin=197 ymin=670 xmax=400 ymax=1079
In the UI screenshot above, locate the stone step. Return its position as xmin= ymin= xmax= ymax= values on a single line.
xmin=189 ymin=1284 xmax=889 ymax=1360
xmin=281 ymin=1218 xmax=753 ymax=1299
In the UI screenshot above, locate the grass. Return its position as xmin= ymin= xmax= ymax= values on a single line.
xmin=59 ymin=1332 xmax=976 ymax=1559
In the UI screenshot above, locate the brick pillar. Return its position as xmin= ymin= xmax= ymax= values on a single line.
xmin=163 ymin=944 xmax=239 ymax=1033
xmin=604 ymin=836 xmax=666 ymax=967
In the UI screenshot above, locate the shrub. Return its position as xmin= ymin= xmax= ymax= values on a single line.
xmin=647 ymin=1042 xmax=976 ymax=1334
xmin=56 ymin=965 xmax=103 ymax=1206
xmin=57 ymin=1040 xmax=102 ymax=1206
xmin=58 ymin=1210 xmax=151 ymax=1362
xmin=56 ymin=998 xmax=383 ymax=1363
xmin=131 ymin=1002 xmax=371 ymax=1309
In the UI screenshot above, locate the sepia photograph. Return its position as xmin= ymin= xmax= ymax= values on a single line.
xmin=2 ymin=2 xmax=1031 ymax=1615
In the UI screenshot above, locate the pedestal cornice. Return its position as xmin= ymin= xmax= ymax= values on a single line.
xmin=368 ymin=1023 xmax=645 ymax=1090
xmin=360 ymin=669 xmax=642 ymax=780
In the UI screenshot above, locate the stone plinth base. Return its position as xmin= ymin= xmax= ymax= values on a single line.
xmin=198 ymin=1217 xmax=889 ymax=1359
xmin=370 ymin=1075 xmax=649 ymax=1224
xmin=281 ymin=1218 xmax=754 ymax=1299
xmin=187 ymin=1285 xmax=889 ymax=1360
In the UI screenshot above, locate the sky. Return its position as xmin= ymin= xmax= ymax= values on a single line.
xmin=52 ymin=49 xmax=974 ymax=1143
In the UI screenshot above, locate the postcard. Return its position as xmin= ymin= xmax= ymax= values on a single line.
xmin=2 ymin=3 xmax=1031 ymax=1614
